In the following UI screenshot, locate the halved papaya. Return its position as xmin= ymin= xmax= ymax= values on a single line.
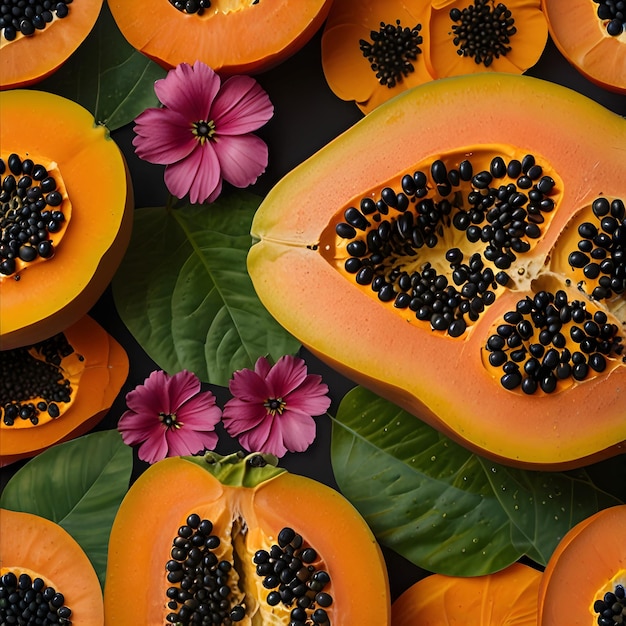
xmin=107 ymin=0 xmax=334 ymax=75
xmin=542 ymin=0 xmax=626 ymax=94
xmin=0 ymin=315 xmax=129 ymax=467
xmin=538 ymin=505 xmax=626 ymax=626
xmin=0 ymin=0 xmax=104 ymax=90
xmin=0 ymin=89 xmax=133 ymax=350
xmin=104 ymin=452 xmax=391 ymax=625
xmin=392 ymin=562 xmax=541 ymax=625
xmin=247 ymin=72 xmax=626 ymax=470
xmin=0 ymin=509 xmax=104 ymax=624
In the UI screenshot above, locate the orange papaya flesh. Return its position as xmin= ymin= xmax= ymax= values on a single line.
xmin=107 ymin=0 xmax=334 ymax=75
xmin=104 ymin=452 xmax=391 ymax=625
xmin=0 ymin=509 xmax=104 ymax=624
xmin=542 ymin=0 xmax=626 ymax=94
xmin=0 ymin=315 xmax=129 ymax=467
xmin=0 ymin=0 xmax=103 ymax=90
xmin=538 ymin=505 xmax=626 ymax=626
xmin=247 ymin=72 xmax=626 ymax=470
xmin=391 ymin=562 xmax=542 ymax=625
xmin=0 ymin=89 xmax=133 ymax=350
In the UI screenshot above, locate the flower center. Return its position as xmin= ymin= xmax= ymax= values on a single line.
xmin=159 ymin=411 xmax=181 ymax=429
xmin=263 ymin=398 xmax=286 ymax=416
xmin=192 ymin=119 xmax=216 ymax=144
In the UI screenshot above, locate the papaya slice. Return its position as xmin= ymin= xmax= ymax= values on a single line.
xmin=392 ymin=562 xmax=541 ymax=625
xmin=104 ymin=452 xmax=391 ymax=625
xmin=321 ymin=0 xmax=548 ymax=114
xmin=538 ymin=505 xmax=626 ymax=626
xmin=542 ymin=0 xmax=626 ymax=94
xmin=0 ymin=509 xmax=104 ymax=624
xmin=0 ymin=0 xmax=104 ymax=90
xmin=247 ymin=72 xmax=626 ymax=470
xmin=0 ymin=89 xmax=133 ymax=350
xmin=107 ymin=0 xmax=334 ymax=75
xmin=0 ymin=315 xmax=129 ymax=467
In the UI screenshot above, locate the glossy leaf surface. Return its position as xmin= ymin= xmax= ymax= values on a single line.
xmin=0 ymin=430 xmax=132 ymax=586
xmin=331 ymin=386 xmax=624 ymax=575
xmin=35 ymin=3 xmax=165 ymax=130
xmin=112 ymin=192 xmax=301 ymax=387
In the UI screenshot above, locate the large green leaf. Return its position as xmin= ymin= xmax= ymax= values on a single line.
xmin=0 ymin=430 xmax=132 ymax=587
xmin=331 ymin=386 xmax=624 ymax=576
xmin=112 ymin=192 xmax=301 ymax=386
xmin=35 ymin=3 xmax=165 ymax=130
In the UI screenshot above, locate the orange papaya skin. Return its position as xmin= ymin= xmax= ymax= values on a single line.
xmin=0 ymin=1 xmax=103 ymax=90
xmin=0 ymin=509 xmax=104 ymax=624
xmin=392 ymin=562 xmax=541 ymax=625
xmin=107 ymin=0 xmax=334 ymax=75
xmin=247 ymin=72 xmax=626 ymax=470
xmin=0 ymin=90 xmax=133 ymax=350
xmin=0 ymin=315 xmax=129 ymax=467
xmin=538 ymin=505 xmax=626 ymax=626
xmin=104 ymin=454 xmax=391 ymax=625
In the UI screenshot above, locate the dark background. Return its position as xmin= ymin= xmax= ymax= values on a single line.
xmin=2 ymin=24 xmax=625 ymax=603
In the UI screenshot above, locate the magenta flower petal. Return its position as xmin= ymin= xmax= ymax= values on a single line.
xmin=284 ymin=376 xmax=332 ymax=416
xmin=222 ymin=355 xmax=330 ymax=457
xmin=133 ymin=108 xmax=196 ymax=165
xmin=154 ymin=61 xmax=221 ymax=121
xmin=133 ymin=60 xmax=273 ymax=203
xmin=164 ymin=143 xmax=222 ymax=204
xmin=212 ymin=75 xmax=274 ymax=135
xmin=228 ymin=366 xmax=270 ymax=403
xmin=214 ymin=134 xmax=269 ymax=189
xmin=117 ymin=369 xmax=222 ymax=464
xmin=265 ymin=355 xmax=308 ymax=397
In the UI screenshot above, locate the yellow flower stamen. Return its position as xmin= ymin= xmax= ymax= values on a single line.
xmin=263 ymin=398 xmax=286 ymax=416
xmin=192 ymin=119 xmax=216 ymax=144
xmin=159 ymin=411 xmax=182 ymax=429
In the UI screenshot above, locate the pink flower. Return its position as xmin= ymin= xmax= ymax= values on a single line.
xmin=117 ymin=369 xmax=222 ymax=464
xmin=222 ymin=355 xmax=332 ymax=458
xmin=133 ymin=60 xmax=274 ymax=204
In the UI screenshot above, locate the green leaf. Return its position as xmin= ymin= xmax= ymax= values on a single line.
xmin=34 ymin=3 xmax=166 ymax=130
xmin=331 ymin=386 xmax=623 ymax=576
xmin=0 ymin=430 xmax=132 ymax=587
xmin=112 ymin=192 xmax=301 ymax=386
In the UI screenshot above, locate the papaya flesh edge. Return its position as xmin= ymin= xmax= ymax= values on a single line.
xmin=391 ymin=561 xmax=541 ymax=625
xmin=0 ymin=509 xmax=104 ymax=624
xmin=107 ymin=0 xmax=334 ymax=75
xmin=0 ymin=0 xmax=104 ymax=90
xmin=0 ymin=89 xmax=133 ymax=350
xmin=104 ymin=454 xmax=392 ymax=625
xmin=538 ymin=505 xmax=626 ymax=626
xmin=0 ymin=315 xmax=129 ymax=467
xmin=247 ymin=72 xmax=626 ymax=471
xmin=542 ymin=0 xmax=626 ymax=94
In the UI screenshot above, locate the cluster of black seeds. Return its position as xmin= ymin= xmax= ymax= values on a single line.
xmin=168 ymin=0 xmax=211 ymax=14
xmin=449 ymin=0 xmax=517 ymax=67
xmin=569 ymin=197 xmax=626 ymax=301
xmin=253 ymin=526 xmax=332 ymax=625
xmin=0 ymin=153 xmax=65 ymax=276
xmin=359 ymin=19 xmax=423 ymax=88
xmin=335 ymin=153 xmax=556 ymax=336
xmin=165 ymin=514 xmax=245 ymax=625
xmin=594 ymin=584 xmax=626 ymax=626
xmin=0 ymin=571 xmax=72 ymax=625
xmin=0 ymin=332 xmax=76 ymax=426
xmin=592 ymin=0 xmax=625 ymax=36
xmin=486 ymin=289 xmax=624 ymax=393
xmin=0 ymin=0 xmax=71 ymax=41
